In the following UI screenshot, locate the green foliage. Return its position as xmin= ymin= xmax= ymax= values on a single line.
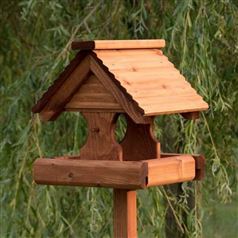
xmin=1 ymin=0 xmax=237 ymax=237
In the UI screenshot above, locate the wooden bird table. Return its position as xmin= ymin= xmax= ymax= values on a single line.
xmin=32 ymin=39 xmax=208 ymax=238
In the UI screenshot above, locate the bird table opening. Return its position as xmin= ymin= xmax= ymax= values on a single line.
xmin=32 ymin=39 xmax=208 ymax=238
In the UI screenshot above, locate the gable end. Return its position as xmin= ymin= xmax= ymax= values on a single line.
xmin=32 ymin=51 xmax=148 ymax=124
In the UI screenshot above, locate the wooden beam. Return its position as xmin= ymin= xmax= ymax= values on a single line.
xmin=72 ymin=39 xmax=166 ymax=50
xmin=32 ymin=51 xmax=89 ymax=114
xmin=33 ymin=154 xmax=199 ymax=189
xmin=39 ymin=56 xmax=90 ymax=121
xmin=161 ymin=153 xmax=205 ymax=181
xmin=33 ymin=158 xmax=147 ymax=189
xmin=113 ymin=189 xmax=137 ymax=238
xmin=145 ymin=155 xmax=195 ymax=187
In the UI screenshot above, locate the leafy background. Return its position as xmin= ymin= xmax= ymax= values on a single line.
xmin=0 ymin=0 xmax=237 ymax=237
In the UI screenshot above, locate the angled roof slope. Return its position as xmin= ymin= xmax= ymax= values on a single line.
xmin=92 ymin=48 xmax=208 ymax=116
xmin=32 ymin=39 xmax=208 ymax=121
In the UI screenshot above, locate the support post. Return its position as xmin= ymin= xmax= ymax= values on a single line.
xmin=113 ymin=189 xmax=137 ymax=238
xmin=121 ymin=115 xmax=160 ymax=161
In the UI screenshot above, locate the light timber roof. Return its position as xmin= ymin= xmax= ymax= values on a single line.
xmin=93 ymin=48 xmax=208 ymax=116
xmin=32 ymin=39 xmax=208 ymax=122
xmin=71 ymin=39 xmax=166 ymax=50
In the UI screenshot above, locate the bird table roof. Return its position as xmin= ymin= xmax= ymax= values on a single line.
xmin=32 ymin=40 xmax=208 ymax=122
xmin=93 ymin=48 xmax=208 ymax=116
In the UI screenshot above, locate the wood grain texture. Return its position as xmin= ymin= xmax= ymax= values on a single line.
xmin=80 ymin=112 xmax=122 ymax=161
xmin=161 ymin=153 xmax=205 ymax=181
xmin=143 ymin=103 xmax=208 ymax=116
xmin=33 ymin=154 xmax=198 ymax=188
xmin=145 ymin=155 xmax=195 ymax=187
xmin=39 ymin=56 xmax=90 ymax=121
xmin=72 ymin=39 xmax=165 ymax=50
xmin=65 ymin=108 xmax=123 ymax=113
xmin=32 ymin=51 xmax=88 ymax=113
xmin=121 ymin=115 xmax=160 ymax=161
xmin=94 ymin=48 xmax=163 ymax=55
xmin=33 ymin=158 xmax=147 ymax=189
xmin=33 ymin=45 xmax=208 ymax=121
xmin=113 ymin=189 xmax=137 ymax=238
xmin=89 ymin=54 xmax=150 ymax=124
xmin=65 ymin=74 xmax=123 ymax=111
xmin=94 ymin=49 xmax=208 ymax=116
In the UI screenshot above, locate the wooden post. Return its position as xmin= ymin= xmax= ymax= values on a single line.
xmin=113 ymin=189 xmax=137 ymax=238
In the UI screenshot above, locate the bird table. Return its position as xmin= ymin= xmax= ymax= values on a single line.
xmin=32 ymin=39 xmax=208 ymax=238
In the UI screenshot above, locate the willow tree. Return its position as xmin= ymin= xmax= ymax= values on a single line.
xmin=1 ymin=0 xmax=237 ymax=237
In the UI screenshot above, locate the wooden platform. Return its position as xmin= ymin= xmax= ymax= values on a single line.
xmin=33 ymin=154 xmax=203 ymax=189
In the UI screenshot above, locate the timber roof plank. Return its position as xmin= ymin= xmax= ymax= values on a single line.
xmin=93 ymin=48 xmax=208 ymax=116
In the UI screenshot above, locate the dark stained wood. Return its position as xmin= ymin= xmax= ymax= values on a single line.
xmin=65 ymin=108 xmax=123 ymax=113
xmin=33 ymin=154 xmax=197 ymax=188
xmin=65 ymin=74 xmax=124 ymax=111
xmin=32 ymin=51 xmax=88 ymax=113
xmin=181 ymin=112 xmax=200 ymax=120
xmin=193 ymin=155 xmax=205 ymax=180
xmin=113 ymin=189 xmax=137 ymax=238
xmin=39 ymin=57 xmax=91 ymax=121
xmin=72 ymin=39 xmax=166 ymax=50
xmin=33 ymin=158 xmax=147 ymax=189
xmin=80 ymin=112 xmax=122 ymax=161
xmin=67 ymin=102 xmax=122 ymax=110
xmin=121 ymin=115 xmax=160 ymax=161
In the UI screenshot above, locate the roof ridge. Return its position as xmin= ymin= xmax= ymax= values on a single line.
xmin=71 ymin=39 xmax=165 ymax=51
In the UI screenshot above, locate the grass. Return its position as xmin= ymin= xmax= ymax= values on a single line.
xmin=203 ymin=200 xmax=238 ymax=238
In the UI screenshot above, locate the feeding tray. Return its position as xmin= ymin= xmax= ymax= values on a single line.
xmin=34 ymin=154 xmax=204 ymax=189
xmin=32 ymin=39 xmax=208 ymax=238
